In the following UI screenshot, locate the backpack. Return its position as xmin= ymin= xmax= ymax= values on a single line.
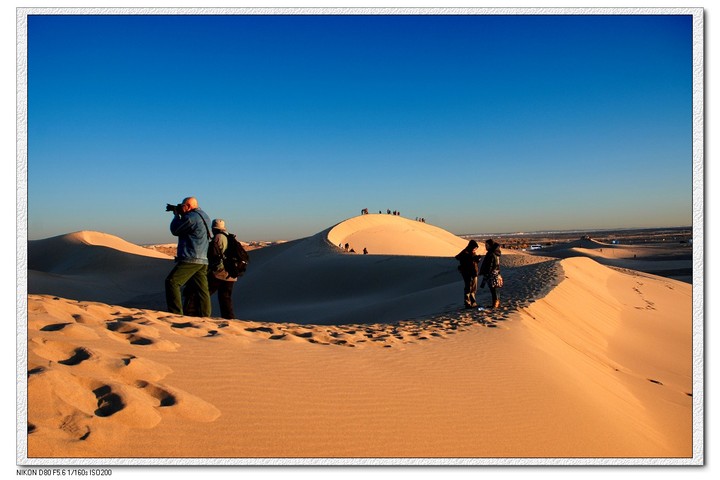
xmin=214 ymin=232 xmax=249 ymax=278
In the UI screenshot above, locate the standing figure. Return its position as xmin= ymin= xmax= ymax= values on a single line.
xmin=165 ymin=196 xmax=212 ymax=317
xmin=479 ymin=238 xmax=503 ymax=308
xmin=206 ymin=219 xmax=239 ymax=319
xmin=455 ymin=240 xmax=481 ymax=309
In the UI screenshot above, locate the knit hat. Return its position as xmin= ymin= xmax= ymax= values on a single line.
xmin=212 ymin=219 xmax=226 ymax=231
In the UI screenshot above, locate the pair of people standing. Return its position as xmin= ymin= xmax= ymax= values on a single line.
xmin=455 ymin=239 xmax=502 ymax=309
xmin=164 ymin=196 xmax=238 ymax=319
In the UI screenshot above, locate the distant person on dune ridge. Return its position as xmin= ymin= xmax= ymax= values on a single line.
xmin=479 ymin=238 xmax=503 ymax=308
xmin=165 ymin=196 xmax=212 ymax=317
xmin=455 ymin=239 xmax=481 ymax=309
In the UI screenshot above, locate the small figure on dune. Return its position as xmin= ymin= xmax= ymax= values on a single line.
xmin=363 ymin=247 xmax=368 ymax=255
xmin=455 ymin=240 xmax=481 ymax=309
xmin=479 ymin=238 xmax=503 ymax=308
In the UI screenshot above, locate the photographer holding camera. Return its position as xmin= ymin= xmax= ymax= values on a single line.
xmin=164 ymin=196 xmax=213 ymax=317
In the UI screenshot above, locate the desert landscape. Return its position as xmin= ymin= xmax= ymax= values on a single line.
xmin=22 ymin=214 xmax=695 ymax=462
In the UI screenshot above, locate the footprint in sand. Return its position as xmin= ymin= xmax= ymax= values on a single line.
xmin=40 ymin=323 xmax=72 ymax=332
xmin=58 ymin=347 xmax=92 ymax=366
xmin=127 ymin=335 xmax=155 ymax=346
xmin=135 ymin=380 xmax=177 ymax=407
xmin=106 ymin=321 xmax=139 ymax=334
xmin=59 ymin=413 xmax=92 ymax=441
xmin=121 ymin=354 xmax=136 ymax=366
xmin=92 ymin=385 xmax=125 ymax=417
xmin=171 ymin=321 xmax=198 ymax=330
xmin=292 ymin=331 xmax=314 ymax=339
xmin=245 ymin=326 xmax=274 ymax=334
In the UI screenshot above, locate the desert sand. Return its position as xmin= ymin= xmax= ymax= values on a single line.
xmin=22 ymin=214 xmax=695 ymax=462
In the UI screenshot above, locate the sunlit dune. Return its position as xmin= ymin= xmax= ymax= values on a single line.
xmin=23 ymin=217 xmax=694 ymax=460
xmin=327 ymin=214 xmax=471 ymax=256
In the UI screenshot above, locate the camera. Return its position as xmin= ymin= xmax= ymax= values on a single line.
xmin=166 ymin=203 xmax=182 ymax=214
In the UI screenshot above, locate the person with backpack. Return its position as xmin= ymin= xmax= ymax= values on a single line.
xmin=206 ymin=219 xmax=241 ymax=319
xmin=165 ymin=196 xmax=212 ymax=317
xmin=183 ymin=218 xmax=249 ymax=319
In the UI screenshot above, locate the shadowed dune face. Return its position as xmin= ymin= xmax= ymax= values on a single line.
xmin=27 ymin=219 xmax=557 ymax=325
xmin=28 ymin=232 xmax=173 ymax=308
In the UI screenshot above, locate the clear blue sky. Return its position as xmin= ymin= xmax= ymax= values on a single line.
xmin=26 ymin=13 xmax=694 ymax=244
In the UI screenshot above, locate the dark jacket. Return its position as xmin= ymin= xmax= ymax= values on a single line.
xmin=479 ymin=241 xmax=502 ymax=276
xmin=456 ymin=241 xmax=481 ymax=277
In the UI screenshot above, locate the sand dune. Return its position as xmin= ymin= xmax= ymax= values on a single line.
xmin=327 ymin=214 xmax=470 ymax=256
xmin=28 ymin=216 xmax=505 ymax=324
xmin=28 ymin=231 xmax=173 ymax=308
xmin=21 ymin=216 xmax=695 ymax=461
xmin=527 ymin=238 xmax=692 ymax=283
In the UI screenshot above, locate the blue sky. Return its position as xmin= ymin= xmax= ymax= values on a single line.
xmin=25 ymin=13 xmax=694 ymax=244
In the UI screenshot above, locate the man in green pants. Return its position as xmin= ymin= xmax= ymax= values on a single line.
xmin=164 ymin=196 xmax=213 ymax=317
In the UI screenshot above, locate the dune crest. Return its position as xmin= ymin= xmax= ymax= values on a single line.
xmin=65 ymin=231 xmax=172 ymax=259
xmin=327 ymin=214 xmax=470 ymax=256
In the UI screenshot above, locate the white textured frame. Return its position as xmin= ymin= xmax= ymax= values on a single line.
xmin=16 ymin=6 xmax=705 ymax=468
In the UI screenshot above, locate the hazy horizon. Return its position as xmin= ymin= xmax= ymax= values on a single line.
xmin=25 ymin=13 xmax=694 ymax=245
xmin=27 ymin=215 xmax=693 ymax=245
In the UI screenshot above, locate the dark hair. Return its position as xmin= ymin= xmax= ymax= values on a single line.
xmin=466 ymin=239 xmax=479 ymax=251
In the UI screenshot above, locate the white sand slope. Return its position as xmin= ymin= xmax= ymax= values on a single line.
xmin=22 ymin=218 xmax=695 ymax=460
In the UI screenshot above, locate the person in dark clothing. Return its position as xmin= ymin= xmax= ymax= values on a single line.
xmin=479 ymin=238 xmax=502 ymax=308
xmin=455 ymin=240 xmax=481 ymax=308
